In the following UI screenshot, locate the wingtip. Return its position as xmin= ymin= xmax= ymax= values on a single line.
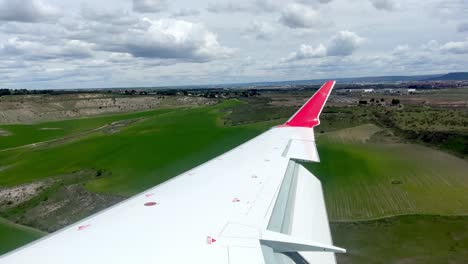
xmin=283 ymin=81 xmax=335 ymax=128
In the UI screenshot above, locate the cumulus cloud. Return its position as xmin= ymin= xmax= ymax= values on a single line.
xmin=279 ymin=3 xmax=322 ymax=29
xmin=285 ymin=31 xmax=364 ymax=61
xmin=370 ymin=0 xmax=398 ymax=11
xmin=244 ymin=21 xmax=275 ymax=40
xmin=327 ymin=30 xmax=365 ymax=56
xmin=285 ymin=44 xmax=327 ymax=61
xmin=440 ymin=38 xmax=468 ymax=54
xmin=420 ymin=38 xmax=468 ymax=54
xmin=133 ymin=0 xmax=167 ymax=13
xmin=97 ymin=18 xmax=235 ymax=62
xmin=392 ymin=44 xmax=410 ymax=55
xmin=0 ymin=0 xmax=62 ymax=23
xmin=421 ymin=40 xmax=440 ymax=52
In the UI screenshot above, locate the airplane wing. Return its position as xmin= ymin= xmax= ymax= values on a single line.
xmin=0 ymin=81 xmax=345 ymax=264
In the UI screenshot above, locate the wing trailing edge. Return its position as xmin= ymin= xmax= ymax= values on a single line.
xmin=284 ymin=80 xmax=335 ymax=128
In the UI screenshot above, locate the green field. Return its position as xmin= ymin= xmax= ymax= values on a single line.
xmin=0 ymin=218 xmax=45 ymax=255
xmin=0 ymin=108 xmax=177 ymax=151
xmin=332 ymin=215 xmax=468 ymax=264
xmin=306 ymin=124 xmax=468 ymax=220
xmin=0 ymin=101 xmax=277 ymax=196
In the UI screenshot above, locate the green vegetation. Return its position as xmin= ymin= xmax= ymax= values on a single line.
xmin=0 ymin=101 xmax=277 ymax=196
xmin=1 ymin=170 xmax=123 ymax=232
xmin=0 ymin=218 xmax=45 ymax=255
xmin=1 ymin=92 xmax=468 ymax=264
xmin=391 ymin=107 xmax=468 ymax=132
xmin=306 ymin=124 xmax=468 ymax=220
xmin=332 ymin=215 xmax=468 ymax=264
xmin=0 ymin=108 xmax=176 ymax=150
xmin=223 ymin=97 xmax=296 ymax=125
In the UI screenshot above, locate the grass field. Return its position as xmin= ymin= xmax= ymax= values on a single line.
xmin=0 ymin=108 xmax=177 ymax=150
xmin=0 ymin=218 xmax=45 ymax=255
xmin=306 ymin=124 xmax=468 ymax=220
xmin=0 ymin=101 xmax=277 ymax=196
xmin=331 ymin=215 xmax=468 ymax=264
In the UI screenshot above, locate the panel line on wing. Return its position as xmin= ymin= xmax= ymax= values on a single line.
xmin=281 ymin=139 xmax=293 ymax=158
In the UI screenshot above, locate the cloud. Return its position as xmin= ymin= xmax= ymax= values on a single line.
xmin=285 ymin=30 xmax=364 ymax=61
xmin=392 ymin=44 xmax=410 ymax=55
xmin=285 ymin=44 xmax=327 ymax=61
xmin=440 ymin=38 xmax=468 ymax=54
xmin=132 ymin=0 xmax=167 ymax=13
xmin=327 ymin=30 xmax=365 ymax=56
xmin=81 ymin=7 xmax=137 ymax=25
xmin=206 ymin=2 xmax=249 ymax=13
xmin=96 ymin=18 xmax=235 ymax=62
xmin=206 ymin=0 xmax=279 ymax=14
xmin=244 ymin=21 xmax=275 ymax=40
xmin=434 ymin=0 xmax=468 ymax=21
xmin=0 ymin=37 xmax=94 ymax=60
xmin=420 ymin=38 xmax=468 ymax=54
xmin=458 ymin=22 xmax=468 ymax=32
xmin=421 ymin=40 xmax=440 ymax=52
xmin=279 ymin=3 xmax=322 ymax=29
xmin=171 ymin=8 xmax=200 ymax=18
xmin=0 ymin=0 xmax=61 ymax=23
xmin=298 ymin=0 xmax=333 ymax=4
xmin=254 ymin=0 xmax=279 ymax=12
xmin=370 ymin=0 xmax=398 ymax=11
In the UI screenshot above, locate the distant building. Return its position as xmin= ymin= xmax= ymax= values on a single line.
xmin=363 ymin=89 xmax=374 ymax=93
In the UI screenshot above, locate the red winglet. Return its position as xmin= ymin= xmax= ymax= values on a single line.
xmin=284 ymin=80 xmax=335 ymax=128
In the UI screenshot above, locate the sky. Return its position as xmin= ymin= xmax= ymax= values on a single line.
xmin=0 ymin=0 xmax=467 ymax=89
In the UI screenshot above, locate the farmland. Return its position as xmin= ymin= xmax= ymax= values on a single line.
xmin=0 ymin=218 xmax=45 ymax=255
xmin=0 ymin=87 xmax=467 ymax=263
xmin=305 ymin=124 xmax=468 ymax=220
xmin=331 ymin=215 xmax=468 ymax=264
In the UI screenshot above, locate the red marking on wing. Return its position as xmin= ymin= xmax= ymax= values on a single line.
xmin=232 ymin=198 xmax=240 ymax=203
xmin=78 ymin=224 xmax=91 ymax=231
xmin=145 ymin=193 xmax=155 ymax=198
xmin=144 ymin=202 xmax=158 ymax=207
xmin=206 ymin=236 xmax=217 ymax=244
xmin=283 ymin=80 xmax=335 ymax=128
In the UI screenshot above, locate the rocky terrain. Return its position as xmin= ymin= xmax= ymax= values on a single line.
xmin=0 ymin=93 xmax=214 ymax=124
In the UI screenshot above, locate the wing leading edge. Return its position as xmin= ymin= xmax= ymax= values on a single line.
xmin=0 ymin=81 xmax=344 ymax=264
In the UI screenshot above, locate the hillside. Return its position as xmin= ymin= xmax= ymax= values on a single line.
xmin=425 ymin=72 xmax=468 ymax=81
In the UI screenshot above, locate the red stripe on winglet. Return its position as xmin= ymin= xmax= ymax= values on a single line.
xmin=284 ymin=80 xmax=335 ymax=128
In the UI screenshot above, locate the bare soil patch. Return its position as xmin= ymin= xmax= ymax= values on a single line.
xmin=0 ymin=181 xmax=49 ymax=210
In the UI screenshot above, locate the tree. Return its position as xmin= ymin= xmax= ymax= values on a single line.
xmin=391 ymin=99 xmax=400 ymax=105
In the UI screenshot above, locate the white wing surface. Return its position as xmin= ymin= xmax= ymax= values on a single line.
xmin=0 ymin=81 xmax=344 ymax=264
